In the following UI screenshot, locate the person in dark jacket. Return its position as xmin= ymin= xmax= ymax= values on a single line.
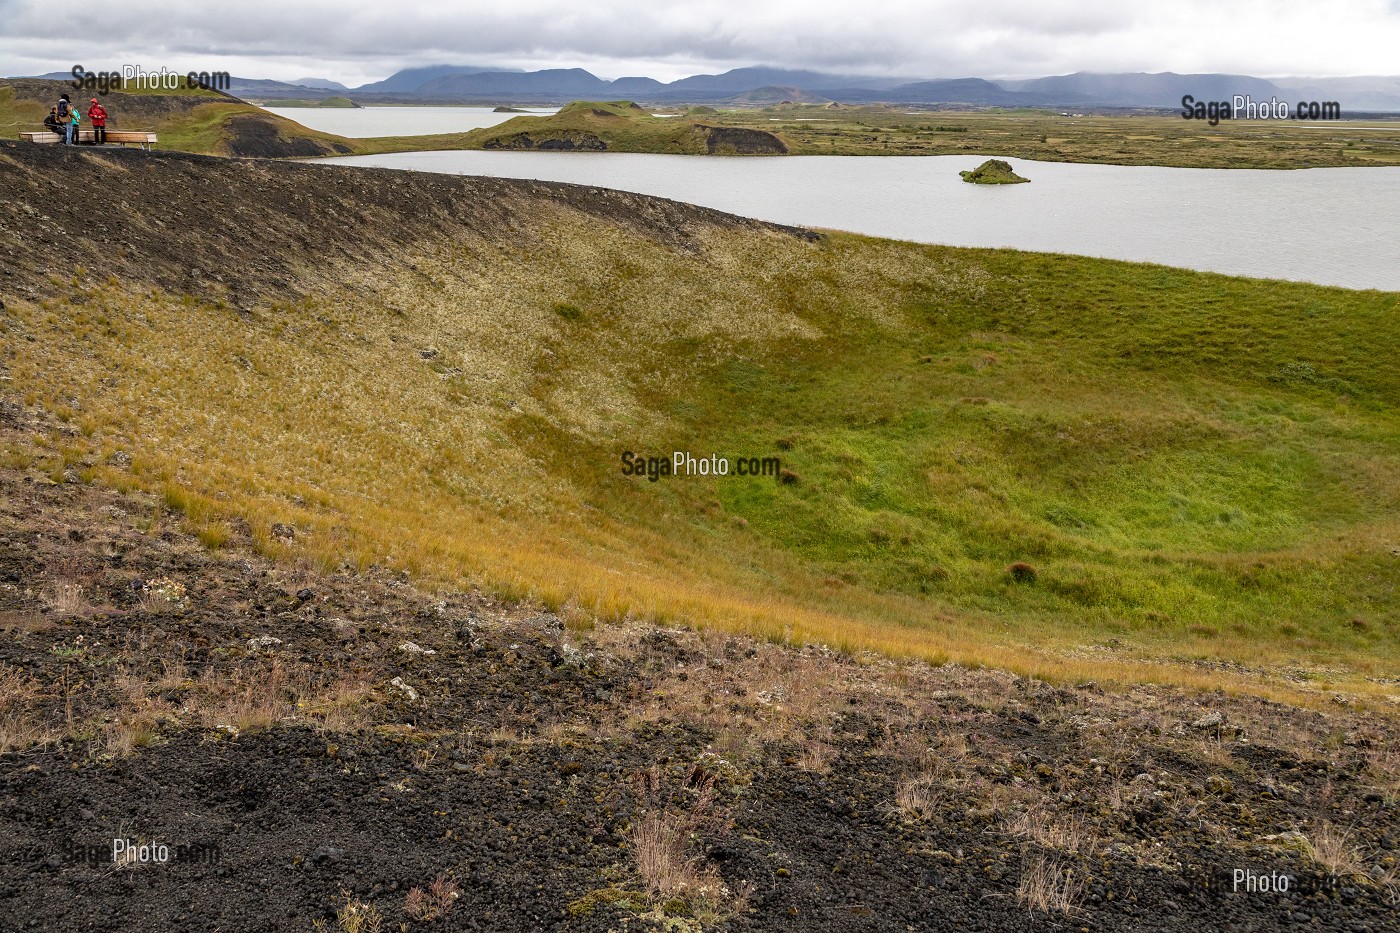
xmin=43 ymin=107 xmax=63 ymax=138
xmin=87 ymin=98 xmax=107 ymax=144
xmin=56 ymin=94 xmax=72 ymax=144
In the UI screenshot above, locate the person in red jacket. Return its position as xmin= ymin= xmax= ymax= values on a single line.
xmin=87 ymin=98 xmax=108 ymax=145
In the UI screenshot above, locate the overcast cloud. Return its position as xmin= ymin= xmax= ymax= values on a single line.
xmin=2 ymin=0 xmax=1398 ymax=85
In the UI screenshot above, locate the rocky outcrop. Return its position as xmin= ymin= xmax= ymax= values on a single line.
xmin=702 ymin=125 xmax=788 ymax=155
xmin=481 ymin=130 xmax=607 ymax=151
xmin=224 ymin=114 xmax=350 ymax=158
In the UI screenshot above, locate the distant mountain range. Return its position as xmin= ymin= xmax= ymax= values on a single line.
xmin=25 ymin=66 xmax=1400 ymax=111
xmin=290 ymin=77 xmax=348 ymax=91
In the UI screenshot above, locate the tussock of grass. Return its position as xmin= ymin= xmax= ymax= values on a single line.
xmin=1017 ymin=855 xmax=1082 ymax=915
xmin=5 ymin=195 xmax=1400 ymax=702
xmin=0 ymin=667 xmax=54 ymax=753
xmin=1305 ymin=823 xmax=1370 ymax=880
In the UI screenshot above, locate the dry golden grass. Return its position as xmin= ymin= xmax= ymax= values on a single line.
xmin=1305 ymin=823 xmax=1370 ymax=880
xmin=0 ymin=610 xmax=57 ymax=634
xmin=20 ymin=655 xmax=384 ymax=758
xmin=1367 ymin=746 xmax=1400 ymax=805
xmin=631 ymin=810 xmax=698 ymax=899
xmin=103 ymin=716 xmax=160 ymax=757
xmin=304 ymin=673 xmax=379 ymax=734
xmin=571 ymin=619 xmax=1396 ymax=835
xmin=1187 ymin=733 xmax=1241 ymax=771
xmin=153 ymin=658 xmax=189 ymax=692
xmin=794 ymin=737 xmax=839 ymax=773
xmin=1016 ymin=856 xmax=1083 ymax=915
xmin=892 ymin=772 xmax=942 ymax=821
xmin=0 ymin=666 xmax=54 ymax=753
xmin=1103 ymin=777 xmax=1156 ymax=814
xmin=629 ymin=807 xmax=737 ymax=921
xmin=193 ymin=662 xmax=293 ymax=733
xmin=314 ymin=891 xmax=384 ymax=933
xmin=603 ymin=624 xmax=873 ymax=760
xmin=1004 ymin=807 xmax=1102 ymax=857
xmin=42 ymin=580 xmax=92 ymax=618
xmin=621 ymin=753 xmax=747 ymax=919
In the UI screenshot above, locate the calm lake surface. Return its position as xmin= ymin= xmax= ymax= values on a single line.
xmin=264 ymin=106 xmax=557 ymax=137
xmin=320 ymin=151 xmax=1400 ymax=290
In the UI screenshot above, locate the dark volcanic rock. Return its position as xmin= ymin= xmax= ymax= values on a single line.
xmin=703 ymin=126 xmax=789 ymax=154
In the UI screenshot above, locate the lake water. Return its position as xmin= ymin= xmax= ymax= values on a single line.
xmin=263 ymin=106 xmax=557 ymax=138
xmin=319 ymin=151 xmax=1400 ymax=291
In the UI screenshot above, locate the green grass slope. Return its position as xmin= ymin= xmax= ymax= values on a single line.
xmin=453 ymin=100 xmax=789 ymax=154
xmin=2 ymin=143 xmax=1398 ymax=703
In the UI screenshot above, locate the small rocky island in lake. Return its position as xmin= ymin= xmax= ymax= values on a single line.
xmin=960 ymin=159 xmax=1030 ymax=184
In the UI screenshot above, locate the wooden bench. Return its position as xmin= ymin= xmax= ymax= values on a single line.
xmin=19 ymin=130 xmax=157 ymax=151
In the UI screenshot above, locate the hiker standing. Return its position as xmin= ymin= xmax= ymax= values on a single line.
xmin=56 ymin=94 xmax=72 ymax=144
xmin=67 ymin=103 xmax=82 ymax=146
xmin=87 ymin=98 xmax=107 ymax=145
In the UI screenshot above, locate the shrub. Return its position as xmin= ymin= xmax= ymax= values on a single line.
xmin=404 ymin=874 xmax=459 ymax=922
xmin=892 ymin=773 xmax=940 ymax=821
xmin=1007 ymin=562 xmax=1038 ymax=584
xmin=312 ymin=892 xmax=382 ymax=933
xmin=1306 ymin=823 xmax=1368 ymax=880
xmin=632 ymin=811 xmax=693 ymax=899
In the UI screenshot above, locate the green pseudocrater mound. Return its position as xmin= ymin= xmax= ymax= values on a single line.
xmin=961 ymin=158 xmax=1031 ymax=184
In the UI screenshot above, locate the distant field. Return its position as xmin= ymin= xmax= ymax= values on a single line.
xmin=429 ymin=100 xmax=1400 ymax=169
xmin=8 ymin=82 xmax=1398 ymax=168
xmin=711 ymin=104 xmax=1400 ymax=167
xmin=260 ymin=96 xmax=359 ymax=108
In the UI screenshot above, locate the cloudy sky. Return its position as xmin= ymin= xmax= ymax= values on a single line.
xmin=3 ymin=0 xmax=1399 ymax=85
